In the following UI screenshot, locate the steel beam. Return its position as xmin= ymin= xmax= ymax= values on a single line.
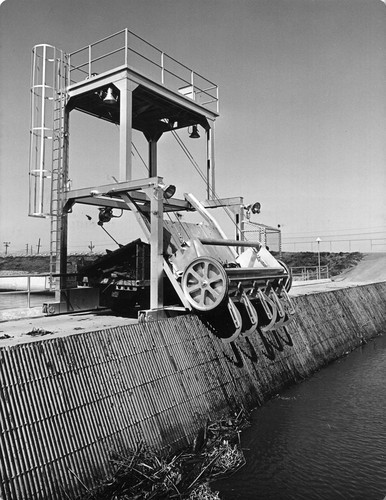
xmin=114 ymin=77 xmax=136 ymax=181
xmin=64 ymin=176 xmax=193 ymax=213
xmin=202 ymin=196 xmax=243 ymax=208
xmin=206 ymin=120 xmax=216 ymax=199
xmin=67 ymin=66 xmax=218 ymax=122
xmin=147 ymin=185 xmax=164 ymax=310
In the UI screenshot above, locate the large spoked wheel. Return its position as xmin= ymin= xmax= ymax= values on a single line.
xmin=181 ymin=256 xmax=228 ymax=312
xmin=277 ymin=259 xmax=293 ymax=292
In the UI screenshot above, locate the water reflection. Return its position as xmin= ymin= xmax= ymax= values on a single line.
xmin=215 ymin=334 xmax=386 ymax=500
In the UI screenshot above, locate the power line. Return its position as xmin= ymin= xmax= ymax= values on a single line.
xmin=283 ymin=226 xmax=386 ymax=237
xmin=131 ymin=141 xmax=148 ymax=172
xmin=283 ymin=230 xmax=386 ymax=240
xmin=3 ymin=242 xmax=10 ymax=255
xmin=283 ymin=237 xmax=386 ymax=245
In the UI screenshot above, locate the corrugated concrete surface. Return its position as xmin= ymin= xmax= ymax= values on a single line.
xmin=1 ymin=282 xmax=386 ymax=499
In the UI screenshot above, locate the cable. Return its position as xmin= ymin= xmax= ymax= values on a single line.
xmin=114 ymin=123 xmax=149 ymax=174
xmin=282 ymin=236 xmax=386 ymax=245
xmin=284 ymin=226 xmax=386 ymax=237
xmin=171 ymin=130 xmax=240 ymax=232
xmin=99 ymin=225 xmax=122 ymax=248
xmin=132 ymin=142 xmax=148 ymax=172
xmin=283 ymin=232 xmax=386 ymax=241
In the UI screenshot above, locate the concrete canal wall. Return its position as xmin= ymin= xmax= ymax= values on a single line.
xmin=1 ymin=281 xmax=386 ymax=499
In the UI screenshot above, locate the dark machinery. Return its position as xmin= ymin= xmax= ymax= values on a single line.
xmin=78 ymin=238 xmax=179 ymax=316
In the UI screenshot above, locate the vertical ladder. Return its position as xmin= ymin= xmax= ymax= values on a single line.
xmin=49 ymin=82 xmax=67 ymax=290
xmin=29 ymin=45 xmax=68 ymax=292
xmin=50 ymin=51 xmax=69 ymax=293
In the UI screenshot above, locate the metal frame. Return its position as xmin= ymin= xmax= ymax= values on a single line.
xmin=29 ymin=30 xmax=224 ymax=315
xmin=65 ymin=177 xmax=193 ymax=312
xmin=68 ymin=28 xmax=219 ymax=113
xmin=66 ymin=65 xmax=219 ymax=186
xmin=242 ymin=220 xmax=282 ymax=255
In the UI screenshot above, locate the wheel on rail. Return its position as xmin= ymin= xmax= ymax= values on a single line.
xmin=181 ymin=256 xmax=228 ymax=312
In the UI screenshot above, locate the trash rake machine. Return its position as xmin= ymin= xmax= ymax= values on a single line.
xmin=165 ymin=194 xmax=295 ymax=342
xmin=78 ymin=190 xmax=295 ymax=343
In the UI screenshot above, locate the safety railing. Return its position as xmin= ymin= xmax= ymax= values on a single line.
xmin=68 ymin=29 xmax=219 ymax=113
xmin=0 ymin=274 xmax=53 ymax=310
xmin=290 ymin=265 xmax=329 ymax=281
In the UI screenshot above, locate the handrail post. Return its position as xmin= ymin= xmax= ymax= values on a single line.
xmin=27 ymin=276 xmax=31 ymax=308
xmin=68 ymin=53 xmax=71 ymax=82
xmin=124 ymin=28 xmax=128 ymax=66
xmin=88 ymin=45 xmax=92 ymax=78
xmin=190 ymin=70 xmax=195 ymax=100
xmin=161 ymin=52 xmax=164 ymax=84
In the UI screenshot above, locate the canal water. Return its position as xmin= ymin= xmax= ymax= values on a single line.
xmin=215 ymin=333 xmax=386 ymax=500
xmin=0 ymin=291 xmax=54 ymax=311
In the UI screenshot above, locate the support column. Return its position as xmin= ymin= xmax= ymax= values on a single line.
xmin=232 ymin=199 xmax=244 ymax=254
xmin=149 ymin=184 xmax=164 ymax=310
xmin=144 ymin=131 xmax=163 ymax=178
xmin=149 ymin=139 xmax=158 ymax=177
xmin=206 ymin=120 xmax=216 ymax=199
xmin=115 ymin=77 xmax=135 ymax=181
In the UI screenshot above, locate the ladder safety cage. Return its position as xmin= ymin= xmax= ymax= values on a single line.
xmin=29 ymin=44 xmax=69 ymax=289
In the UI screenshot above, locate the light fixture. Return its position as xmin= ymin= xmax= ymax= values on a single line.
xmin=244 ymin=201 xmax=261 ymax=219
xmin=189 ymin=125 xmax=200 ymax=139
xmin=98 ymin=207 xmax=113 ymax=225
xmin=251 ymin=202 xmax=261 ymax=214
xmin=159 ymin=183 xmax=176 ymax=199
xmin=97 ymin=207 xmax=123 ymax=225
xmin=103 ymin=87 xmax=117 ymax=105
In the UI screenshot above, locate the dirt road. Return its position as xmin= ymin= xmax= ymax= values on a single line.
xmin=333 ymin=253 xmax=386 ymax=283
xmin=290 ymin=253 xmax=386 ymax=296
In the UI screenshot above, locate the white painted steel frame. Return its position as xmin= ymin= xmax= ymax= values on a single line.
xmin=66 ymin=177 xmax=192 ymax=312
xmin=68 ymin=28 xmax=219 ymax=113
xmin=33 ymin=32 xmax=220 ymax=313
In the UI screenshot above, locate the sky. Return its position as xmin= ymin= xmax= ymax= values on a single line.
xmin=0 ymin=0 xmax=385 ymax=255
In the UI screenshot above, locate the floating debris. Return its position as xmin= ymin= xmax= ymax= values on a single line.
xmin=26 ymin=327 xmax=52 ymax=336
xmin=188 ymin=483 xmax=221 ymax=500
xmin=208 ymin=441 xmax=245 ymax=478
xmin=78 ymin=408 xmax=250 ymax=499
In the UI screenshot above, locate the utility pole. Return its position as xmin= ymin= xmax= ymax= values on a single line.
xmin=37 ymin=238 xmax=41 ymax=254
xmin=26 ymin=243 xmax=29 ymax=255
xmin=316 ymin=237 xmax=321 ymax=279
xmin=3 ymin=242 xmax=10 ymax=255
xmin=88 ymin=241 xmax=95 ymax=253
xmin=277 ymin=224 xmax=282 ymax=259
